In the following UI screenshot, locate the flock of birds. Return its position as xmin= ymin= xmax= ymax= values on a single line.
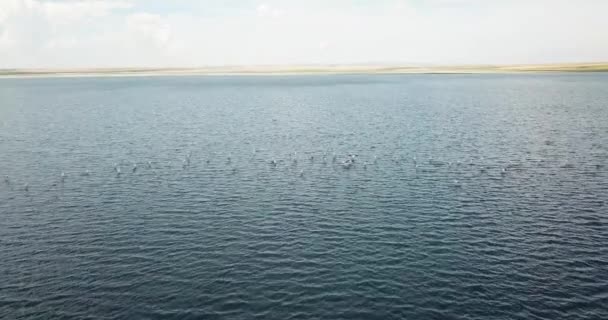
xmin=3 ymin=147 xmax=598 ymax=196
xmin=3 ymin=151 xmax=359 ymax=193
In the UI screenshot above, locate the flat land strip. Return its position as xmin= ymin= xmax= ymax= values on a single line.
xmin=2 ymin=63 xmax=607 ymax=78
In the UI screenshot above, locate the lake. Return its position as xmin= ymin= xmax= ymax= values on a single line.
xmin=1 ymin=74 xmax=607 ymax=319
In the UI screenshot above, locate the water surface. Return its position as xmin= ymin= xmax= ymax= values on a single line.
xmin=1 ymin=74 xmax=607 ymax=319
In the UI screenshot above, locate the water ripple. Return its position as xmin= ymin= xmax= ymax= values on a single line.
xmin=1 ymin=74 xmax=608 ymax=319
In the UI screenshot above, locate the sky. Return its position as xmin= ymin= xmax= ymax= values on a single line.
xmin=1 ymin=0 xmax=607 ymax=68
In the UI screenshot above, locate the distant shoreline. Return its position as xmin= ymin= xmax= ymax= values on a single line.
xmin=1 ymin=63 xmax=607 ymax=78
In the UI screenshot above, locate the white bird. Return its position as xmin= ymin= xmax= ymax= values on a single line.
xmin=299 ymin=169 xmax=304 ymax=177
xmin=270 ymin=159 xmax=277 ymax=167
xmin=132 ymin=163 xmax=137 ymax=173
xmin=61 ymin=171 xmax=66 ymax=182
xmin=341 ymin=159 xmax=354 ymax=169
xmin=147 ymin=161 xmax=152 ymax=169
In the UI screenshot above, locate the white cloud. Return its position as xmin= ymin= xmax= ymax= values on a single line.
xmin=43 ymin=0 xmax=132 ymax=22
xmin=0 ymin=0 xmax=607 ymax=68
xmin=126 ymin=13 xmax=171 ymax=47
xmin=256 ymin=3 xmax=283 ymax=18
xmin=0 ymin=0 xmax=132 ymax=24
xmin=0 ymin=0 xmax=134 ymax=67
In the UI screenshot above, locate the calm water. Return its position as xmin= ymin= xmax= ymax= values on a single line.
xmin=1 ymin=74 xmax=607 ymax=319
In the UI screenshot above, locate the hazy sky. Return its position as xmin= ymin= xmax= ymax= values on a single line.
xmin=1 ymin=0 xmax=607 ymax=68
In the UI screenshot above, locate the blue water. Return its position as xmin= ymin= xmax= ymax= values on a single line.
xmin=1 ymin=74 xmax=607 ymax=319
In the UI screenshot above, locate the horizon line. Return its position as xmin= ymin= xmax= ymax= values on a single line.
xmin=3 ymin=61 xmax=608 ymax=71
xmin=1 ymin=62 xmax=607 ymax=78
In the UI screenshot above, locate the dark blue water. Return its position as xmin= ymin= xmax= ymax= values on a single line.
xmin=1 ymin=74 xmax=607 ymax=319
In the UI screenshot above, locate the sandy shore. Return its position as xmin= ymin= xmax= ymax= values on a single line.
xmin=1 ymin=63 xmax=607 ymax=78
